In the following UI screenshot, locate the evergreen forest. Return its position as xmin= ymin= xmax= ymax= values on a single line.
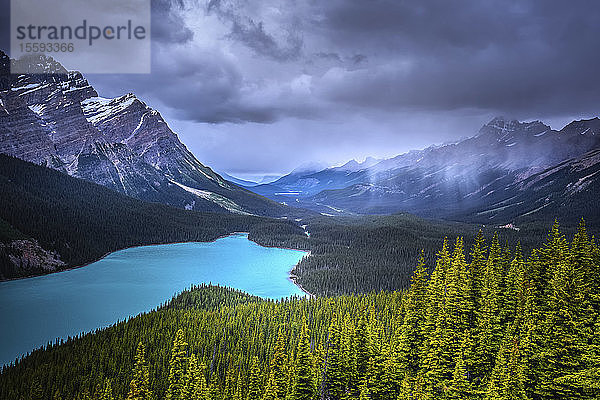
xmin=1 ymin=220 xmax=598 ymax=400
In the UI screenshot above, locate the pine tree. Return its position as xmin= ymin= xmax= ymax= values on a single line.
xmin=396 ymin=252 xmax=428 ymax=377
xmin=224 ymin=363 xmax=236 ymax=400
xmin=477 ymin=232 xmax=505 ymax=379
xmin=198 ymin=362 xmax=209 ymax=400
xmin=166 ymin=329 xmax=188 ymax=400
xmin=468 ymin=230 xmax=487 ymax=325
xmin=485 ymin=333 xmax=527 ymax=400
xmin=505 ymin=243 xmax=525 ymax=325
xmin=377 ymin=346 xmax=401 ymax=400
xmin=183 ymin=354 xmax=208 ymax=400
xmin=354 ymin=311 xmax=371 ymax=380
xmin=422 ymin=238 xmax=460 ymax=396
xmin=341 ymin=314 xmax=357 ymax=397
xmin=423 ymin=238 xmax=451 ymax=340
xmin=464 ymin=231 xmax=486 ymax=387
xmin=445 ymin=351 xmax=471 ymax=400
xmin=233 ymin=373 xmax=244 ymax=400
xmin=264 ymin=329 xmax=288 ymax=400
xmin=324 ymin=317 xmax=346 ymax=400
xmin=30 ymin=377 xmax=44 ymax=400
xmin=421 ymin=238 xmax=451 ymax=388
xmin=445 ymin=238 xmax=469 ymax=351
xmin=127 ymin=342 xmax=153 ymax=400
xmin=247 ymin=356 xmax=262 ymax=400
xmin=570 ymin=219 xmax=597 ymax=318
xmin=554 ymin=302 xmax=600 ymax=397
xmin=100 ymin=379 xmax=114 ymax=400
xmin=538 ymin=221 xmax=590 ymax=399
xmin=291 ymin=319 xmax=315 ymax=400
xmin=208 ymin=372 xmax=221 ymax=400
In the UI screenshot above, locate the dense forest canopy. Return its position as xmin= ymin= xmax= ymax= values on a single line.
xmin=2 ymin=221 xmax=598 ymax=400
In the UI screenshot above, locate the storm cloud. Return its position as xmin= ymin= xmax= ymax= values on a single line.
xmin=2 ymin=0 xmax=600 ymax=175
xmin=139 ymin=0 xmax=600 ymax=123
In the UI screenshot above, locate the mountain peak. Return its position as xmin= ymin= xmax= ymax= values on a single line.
xmin=290 ymin=161 xmax=329 ymax=174
xmin=560 ymin=117 xmax=600 ymax=136
xmin=478 ymin=117 xmax=550 ymax=142
xmin=10 ymin=54 xmax=68 ymax=75
xmin=485 ymin=116 xmax=522 ymax=131
xmin=334 ymin=156 xmax=382 ymax=172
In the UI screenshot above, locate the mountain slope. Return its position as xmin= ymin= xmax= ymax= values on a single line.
xmin=459 ymin=147 xmax=600 ymax=225
xmin=0 ymin=154 xmax=306 ymax=280
xmin=0 ymin=51 xmax=292 ymax=217
xmin=252 ymin=117 xmax=600 ymax=224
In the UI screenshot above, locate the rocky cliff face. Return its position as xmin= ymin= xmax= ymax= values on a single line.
xmin=0 ymin=239 xmax=66 ymax=280
xmin=0 ymin=51 xmax=287 ymax=216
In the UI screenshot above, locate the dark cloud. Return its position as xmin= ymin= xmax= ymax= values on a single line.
xmin=314 ymin=52 xmax=342 ymax=63
xmin=307 ymin=0 xmax=600 ymax=118
xmin=147 ymin=0 xmax=600 ymax=125
xmin=207 ymin=0 xmax=303 ymax=61
xmin=151 ymin=0 xmax=194 ymax=43
xmin=350 ymin=54 xmax=367 ymax=65
xmin=227 ymin=19 xmax=302 ymax=61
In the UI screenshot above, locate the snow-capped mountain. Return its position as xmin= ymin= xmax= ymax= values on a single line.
xmin=252 ymin=116 xmax=600 ymax=223
xmin=0 ymin=51 xmax=290 ymax=217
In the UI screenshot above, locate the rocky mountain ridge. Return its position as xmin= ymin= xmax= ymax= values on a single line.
xmin=0 ymin=51 xmax=290 ymax=217
xmin=251 ymin=116 xmax=600 ymax=224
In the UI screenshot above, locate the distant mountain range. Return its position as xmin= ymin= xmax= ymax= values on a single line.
xmin=0 ymin=51 xmax=292 ymax=218
xmin=252 ymin=117 xmax=600 ymax=225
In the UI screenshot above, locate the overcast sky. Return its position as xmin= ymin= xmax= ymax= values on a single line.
xmin=3 ymin=0 xmax=600 ymax=179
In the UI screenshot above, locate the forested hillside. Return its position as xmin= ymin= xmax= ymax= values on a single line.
xmin=2 ymin=221 xmax=598 ymax=400
xmin=0 ymin=154 xmax=306 ymax=280
xmin=288 ymin=215 xmax=585 ymax=296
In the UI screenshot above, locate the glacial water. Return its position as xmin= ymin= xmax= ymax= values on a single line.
xmin=0 ymin=233 xmax=307 ymax=366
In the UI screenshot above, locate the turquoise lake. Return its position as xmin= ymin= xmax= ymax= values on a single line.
xmin=0 ymin=233 xmax=307 ymax=366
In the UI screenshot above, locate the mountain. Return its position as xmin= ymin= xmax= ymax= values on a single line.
xmin=252 ymin=117 xmax=600 ymax=224
xmin=334 ymin=156 xmax=381 ymax=172
xmin=0 ymin=154 xmax=306 ymax=280
xmin=256 ymin=174 xmax=282 ymax=185
xmin=0 ymin=51 xmax=291 ymax=217
xmin=249 ymin=159 xmax=378 ymax=209
xmin=459 ymin=147 xmax=600 ymax=225
xmin=218 ymin=171 xmax=259 ymax=187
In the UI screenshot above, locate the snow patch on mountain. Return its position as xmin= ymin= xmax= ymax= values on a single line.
xmin=171 ymin=180 xmax=252 ymax=215
xmin=81 ymin=95 xmax=137 ymax=124
xmin=566 ymin=170 xmax=599 ymax=193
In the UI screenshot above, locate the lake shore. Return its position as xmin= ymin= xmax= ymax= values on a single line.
xmin=288 ymin=251 xmax=314 ymax=297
